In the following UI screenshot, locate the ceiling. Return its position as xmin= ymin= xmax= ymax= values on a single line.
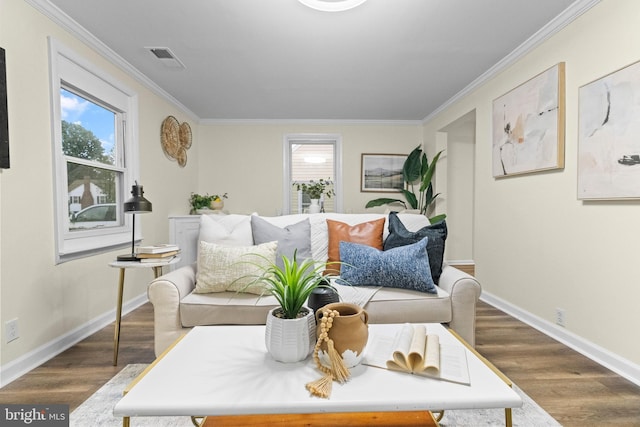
xmin=43 ymin=0 xmax=585 ymax=122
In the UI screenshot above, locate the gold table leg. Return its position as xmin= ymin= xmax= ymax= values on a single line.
xmin=114 ymin=265 xmax=163 ymax=366
xmin=113 ymin=268 xmax=126 ymax=366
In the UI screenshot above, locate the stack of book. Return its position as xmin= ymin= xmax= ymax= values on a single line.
xmin=135 ymin=244 xmax=180 ymax=263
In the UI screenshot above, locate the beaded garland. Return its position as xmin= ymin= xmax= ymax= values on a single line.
xmin=305 ymin=308 xmax=351 ymax=398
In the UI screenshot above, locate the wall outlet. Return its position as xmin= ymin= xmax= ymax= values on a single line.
xmin=6 ymin=318 xmax=19 ymax=343
xmin=555 ymin=308 xmax=566 ymax=327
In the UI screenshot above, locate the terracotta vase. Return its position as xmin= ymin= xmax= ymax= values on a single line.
xmin=315 ymin=302 xmax=368 ymax=368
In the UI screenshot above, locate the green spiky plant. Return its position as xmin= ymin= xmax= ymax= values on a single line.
xmin=365 ymin=145 xmax=445 ymax=223
xmin=242 ymin=251 xmax=339 ymax=319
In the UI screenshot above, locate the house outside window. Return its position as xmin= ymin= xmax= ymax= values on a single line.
xmin=283 ymin=134 xmax=342 ymax=214
xmin=49 ymin=38 xmax=139 ymax=263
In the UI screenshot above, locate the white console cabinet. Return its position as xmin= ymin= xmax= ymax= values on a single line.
xmin=168 ymin=215 xmax=200 ymax=271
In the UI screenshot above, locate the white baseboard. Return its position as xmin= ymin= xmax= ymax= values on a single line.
xmin=481 ymin=291 xmax=640 ymax=387
xmin=0 ymin=293 xmax=148 ymax=388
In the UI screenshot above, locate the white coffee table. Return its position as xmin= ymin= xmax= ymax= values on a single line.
xmin=114 ymin=324 xmax=521 ymax=425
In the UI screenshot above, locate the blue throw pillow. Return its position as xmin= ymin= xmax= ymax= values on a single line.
xmin=339 ymin=237 xmax=436 ymax=294
xmin=384 ymin=212 xmax=447 ymax=284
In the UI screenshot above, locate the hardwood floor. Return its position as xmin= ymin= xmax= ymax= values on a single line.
xmin=474 ymin=303 xmax=640 ymax=426
xmin=1 ymin=301 xmax=639 ymax=426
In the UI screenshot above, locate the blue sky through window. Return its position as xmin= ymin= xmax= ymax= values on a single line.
xmin=60 ymin=88 xmax=115 ymax=156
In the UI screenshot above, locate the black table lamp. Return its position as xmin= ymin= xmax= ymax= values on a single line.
xmin=117 ymin=181 xmax=152 ymax=261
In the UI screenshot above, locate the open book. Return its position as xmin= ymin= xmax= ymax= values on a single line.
xmin=364 ymin=324 xmax=470 ymax=385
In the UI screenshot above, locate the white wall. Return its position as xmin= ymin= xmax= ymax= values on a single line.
xmin=197 ymin=123 xmax=422 ymax=216
xmin=423 ymin=0 xmax=640 ymax=370
xmin=0 ymin=1 xmax=197 ymax=379
xmin=435 ymin=111 xmax=476 ymax=262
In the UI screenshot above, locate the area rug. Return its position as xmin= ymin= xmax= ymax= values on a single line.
xmin=71 ymin=364 xmax=561 ymax=426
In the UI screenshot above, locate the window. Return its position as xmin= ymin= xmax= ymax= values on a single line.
xmin=283 ymin=134 xmax=342 ymax=214
xmin=49 ymin=38 xmax=139 ymax=263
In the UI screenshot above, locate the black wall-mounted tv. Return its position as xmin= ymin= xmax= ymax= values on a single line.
xmin=0 ymin=47 xmax=9 ymax=169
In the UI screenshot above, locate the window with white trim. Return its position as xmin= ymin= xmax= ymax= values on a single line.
xmin=283 ymin=134 xmax=342 ymax=214
xmin=49 ymin=38 xmax=139 ymax=263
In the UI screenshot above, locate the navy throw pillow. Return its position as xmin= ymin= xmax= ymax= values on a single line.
xmin=383 ymin=212 xmax=447 ymax=284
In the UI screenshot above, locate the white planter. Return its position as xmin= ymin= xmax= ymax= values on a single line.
xmin=308 ymin=199 xmax=321 ymax=214
xmin=265 ymin=307 xmax=316 ymax=363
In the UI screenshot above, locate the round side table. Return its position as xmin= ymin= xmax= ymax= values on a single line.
xmin=108 ymin=257 xmax=180 ymax=365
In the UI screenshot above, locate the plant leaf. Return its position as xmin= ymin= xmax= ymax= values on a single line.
xmin=428 ymin=213 xmax=447 ymax=223
xmin=403 ymin=146 xmax=423 ymax=183
xmin=419 ymin=150 xmax=443 ymax=192
xmin=365 ymin=198 xmax=406 ymax=209
xmin=402 ymin=189 xmax=418 ymax=209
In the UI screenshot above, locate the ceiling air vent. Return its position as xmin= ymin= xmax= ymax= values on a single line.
xmin=146 ymin=47 xmax=186 ymax=69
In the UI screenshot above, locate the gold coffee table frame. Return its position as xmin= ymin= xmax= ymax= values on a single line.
xmin=120 ymin=325 xmax=517 ymax=427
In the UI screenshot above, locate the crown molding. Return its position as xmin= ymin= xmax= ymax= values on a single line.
xmin=26 ymin=0 xmax=199 ymax=122
xmin=423 ymin=0 xmax=601 ymax=124
xmin=199 ymin=118 xmax=423 ymax=126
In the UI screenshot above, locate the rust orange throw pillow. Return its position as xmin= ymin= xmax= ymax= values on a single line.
xmin=325 ymin=218 xmax=385 ymax=274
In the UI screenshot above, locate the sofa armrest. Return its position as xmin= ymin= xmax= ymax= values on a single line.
xmin=147 ymin=263 xmax=196 ymax=356
xmin=437 ymin=264 xmax=482 ymax=347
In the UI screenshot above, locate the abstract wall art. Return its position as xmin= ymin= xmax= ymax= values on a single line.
xmin=492 ymin=63 xmax=565 ymax=178
xmin=578 ymin=60 xmax=640 ymax=199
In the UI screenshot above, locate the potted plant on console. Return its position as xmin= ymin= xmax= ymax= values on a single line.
xmin=189 ymin=192 xmax=228 ymax=214
xmin=243 ymin=252 xmax=337 ymax=363
xmin=293 ymin=178 xmax=335 ymax=214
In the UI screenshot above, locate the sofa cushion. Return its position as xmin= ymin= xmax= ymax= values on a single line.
xmin=363 ymin=286 xmax=452 ymax=324
xmin=384 ymin=212 xmax=447 ymax=284
xmin=339 ymin=237 xmax=437 ymax=294
xmin=199 ymin=214 xmax=253 ymax=247
xmin=326 ymin=217 xmax=385 ymax=274
xmin=180 ymin=283 xmax=451 ymax=328
xmin=251 ymin=215 xmax=311 ymax=268
xmin=194 ymin=240 xmax=277 ymax=295
xmin=180 ymin=291 xmax=279 ymax=327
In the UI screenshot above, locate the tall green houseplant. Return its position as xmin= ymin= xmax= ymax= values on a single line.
xmin=366 ymin=146 xmax=445 ymax=222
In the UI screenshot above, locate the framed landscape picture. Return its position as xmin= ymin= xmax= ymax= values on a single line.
xmin=492 ymin=62 xmax=565 ymax=177
xmin=361 ymin=153 xmax=406 ymax=192
xmin=578 ymin=60 xmax=640 ymax=200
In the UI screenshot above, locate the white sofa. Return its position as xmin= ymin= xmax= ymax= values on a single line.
xmin=148 ymin=212 xmax=481 ymax=356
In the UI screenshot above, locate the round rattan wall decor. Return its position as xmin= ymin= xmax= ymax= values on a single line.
xmin=161 ymin=116 xmax=191 ymax=167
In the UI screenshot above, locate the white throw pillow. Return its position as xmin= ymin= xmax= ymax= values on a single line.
xmin=195 ymin=240 xmax=278 ymax=295
xmin=198 ymin=214 xmax=253 ymax=247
